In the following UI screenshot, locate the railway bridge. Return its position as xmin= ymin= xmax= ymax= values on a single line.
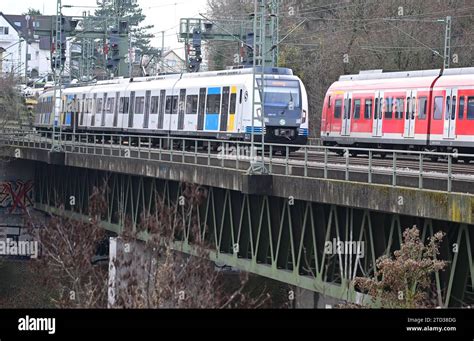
xmin=1 ymin=129 xmax=473 ymax=307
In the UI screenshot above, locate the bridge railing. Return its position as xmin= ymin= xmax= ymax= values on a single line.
xmin=1 ymin=128 xmax=473 ymax=194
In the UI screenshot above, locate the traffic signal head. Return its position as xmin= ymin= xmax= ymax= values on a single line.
xmin=107 ymin=29 xmax=121 ymax=70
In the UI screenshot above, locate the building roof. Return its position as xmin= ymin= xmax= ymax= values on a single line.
xmin=2 ymin=13 xmax=55 ymax=41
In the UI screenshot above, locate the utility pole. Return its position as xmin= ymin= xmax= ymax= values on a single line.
xmin=443 ymin=16 xmax=452 ymax=69
xmin=249 ymin=0 xmax=268 ymax=174
xmin=269 ymin=0 xmax=279 ymax=67
xmin=128 ymin=32 xmax=133 ymax=78
xmin=51 ymin=0 xmax=63 ymax=152
xmin=24 ymin=15 xmax=30 ymax=83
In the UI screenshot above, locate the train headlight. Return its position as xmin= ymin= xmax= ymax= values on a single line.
xmin=302 ymin=110 xmax=308 ymax=124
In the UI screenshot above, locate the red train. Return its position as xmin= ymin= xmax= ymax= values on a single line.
xmin=321 ymin=68 xmax=474 ymax=156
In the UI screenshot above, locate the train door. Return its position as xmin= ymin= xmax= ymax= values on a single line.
xmin=220 ymin=87 xmax=230 ymax=132
xmin=372 ymin=91 xmax=384 ymax=137
xmin=128 ymin=91 xmax=135 ymax=128
xmin=178 ymin=89 xmax=186 ymax=130
xmin=404 ymin=90 xmax=417 ymax=138
xmin=444 ymin=89 xmax=457 ymax=139
xmin=341 ymin=92 xmax=352 ymax=136
xmin=144 ymin=90 xmax=151 ymax=129
xmin=197 ymin=88 xmax=206 ymax=131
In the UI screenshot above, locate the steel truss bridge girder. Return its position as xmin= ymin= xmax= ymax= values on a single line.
xmin=34 ymin=163 xmax=474 ymax=307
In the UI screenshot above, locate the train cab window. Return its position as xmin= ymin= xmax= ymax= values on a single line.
xmin=418 ymin=97 xmax=427 ymax=120
xmin=150 ymin=96 xmax=159 ymax=114
xmin=334 ymin=100 xmax=342 ymax=119
xmin=433 ymin=97 xmax=444 ymax=120
xmin=467 ymin=97 xmax=474 ymax=120
xmin=459 ymin=97 xmax=465 ymax=120
xmin=135 ymin=96 xmax=145 ymax=115
xmin=186 ymin=95 xmax=199 ymax=115
xmin=353 ymin=99 xmax=361 ymax=120
xmin=395 ymin=98 xmax=404 ymax=120
xmin=364 ymin=99 xmax=373 ymax=119
xmin=384 ymin=98 xmax=393 ymax=119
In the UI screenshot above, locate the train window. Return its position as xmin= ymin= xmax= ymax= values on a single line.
xmin=206 ymin=94 xmax=221 ymax=114
xmin=96 ymin=98 xmax=103 ymax=114
xmin=459 ymin=97 xmax=465 ymax=120
xmin=230 ymin=93 xmax=237 ymax=114
xmin=135 ymin=97 xmax=145 ymax=115
xmin=119 ymin=97 xmax=129 ymax=114
xmin=186 ymin=95 xmax=199 ymax=115
xmin=467 ymin=97 xmax=474 ymax=120
xmin=446 ymin=96 xmax=451 ymax=120
xmin=334 ymin=100 xmax=342 ymax=119
xmin=418 ymin=97 xmax=427 ymax=120
xmin=150 ymin=96 xmax=159 ymax=114
xmin=239 ymin=89 xmax=243 ymax=104
xmin=395 ymin=98 xmax=404 ymax=120
xmin=106 ymin=98 xmax=115 ymax=114
xmin=172 ymin=96 xmax=178 ymax=115
xmin=451 ymin=96 xmax=457 ymax=120
xmin=353 ymin=99 xmax=361 ymax=120
xmin=433 ymin=97 xmax=443 ymax=120
xmin=384 ymin=98 xmax=393 ymax=119
xmin=165 ymin=97 xmax=172 ymax=114
xmin=364 ymin=99 xmax=373 ymax=119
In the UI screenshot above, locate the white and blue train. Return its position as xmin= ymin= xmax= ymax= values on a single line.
xmin=34 ymin=67 xmax=309 ymax=145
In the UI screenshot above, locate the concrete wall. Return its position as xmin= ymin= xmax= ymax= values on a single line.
xmin=10 ymin=147 xmax=474 ymax=225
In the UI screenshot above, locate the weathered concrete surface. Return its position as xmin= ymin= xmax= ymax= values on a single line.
xmin=8 ymin=147 xmax=474 ymax=225
xmin=272 ymin=175 xmax=474 ymax=225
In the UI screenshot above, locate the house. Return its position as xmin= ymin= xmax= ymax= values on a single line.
xmin=4 ymin=13 xmax=54 ymax=79
xmin=0 ymin=13 xmax=56 ymax=80
xmin=155 ymin=49 xmax=186 ymax=74
xmin=0 ymin=12 xmax=26 ymax=77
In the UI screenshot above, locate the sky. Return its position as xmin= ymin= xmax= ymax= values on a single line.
xmin=1 ymin=0 xmax=209 ymax=56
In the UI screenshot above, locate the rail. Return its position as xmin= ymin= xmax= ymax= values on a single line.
xmin=1 ymin=128 xmax=474 ymax=194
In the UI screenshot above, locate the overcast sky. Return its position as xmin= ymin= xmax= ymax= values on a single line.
xmin=1 ymin=0 xmax=208 ymax=56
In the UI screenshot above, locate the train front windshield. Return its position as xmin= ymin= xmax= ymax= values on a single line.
xmin=259 ymin=79 xmax=301 ymax=109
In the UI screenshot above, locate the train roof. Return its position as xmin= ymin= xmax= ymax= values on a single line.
xmin=339 ymin=67 xmax=474 ymax=82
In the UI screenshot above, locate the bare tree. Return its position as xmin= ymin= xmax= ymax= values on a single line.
xmin=0 ymin=74 xmax=24 ymax=129
xmin=28 ymin=184 xmax=272 ymax=309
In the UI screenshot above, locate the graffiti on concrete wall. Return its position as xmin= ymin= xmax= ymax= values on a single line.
xmin=0 ymin=180 xmax=34 ymax=214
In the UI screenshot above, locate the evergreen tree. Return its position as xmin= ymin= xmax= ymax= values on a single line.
xmin=22 ymin=9 xmax=42 ymax=16
xmin=94 ymin=0 xmax=156 ymax=55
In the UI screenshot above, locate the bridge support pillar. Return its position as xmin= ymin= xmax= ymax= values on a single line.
xmin=108 ymin=237 xmax=159 ymax=308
